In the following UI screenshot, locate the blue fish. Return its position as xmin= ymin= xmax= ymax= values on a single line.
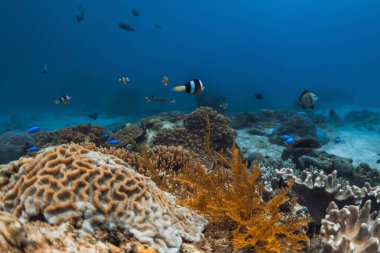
xmin=285 ymin=138 xmax=295 ymax=145
xmin=281 ymin=134 xmax=291 ymax=140
xmin=26 ymin=146 xmax=38 ymax=152
xmin=101 ymin=133 xmax=110 ymax=139
xmin=107 ymin=139 xmax=120 ymax=145
xmin=334 ymin=137 xmax=341 ymax=143
xmin=27 ymin=126 xmax=41 ymax=134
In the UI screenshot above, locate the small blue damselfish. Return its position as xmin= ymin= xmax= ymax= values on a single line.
xmin=281 ymin=134 xmax=291 ymax=140
xmin=107 ymin=139 xmax=120 ymax=145
xmin=285 ymin=138 xmax=295 ymax=145
xmin=27 ymin=126 xmax=41 ymax=134
xmin=26 ymin=146 xmax=38 ymax=152
xmin=334 ymin=137 xmax=341 ymax=143
xmin=101 ymin=133 xmax=110 ymax=139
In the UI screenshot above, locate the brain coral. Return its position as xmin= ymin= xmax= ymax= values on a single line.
xmin=0 ymin=144 xmax=207 ymax=253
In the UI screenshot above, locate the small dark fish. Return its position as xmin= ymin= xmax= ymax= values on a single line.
xmin=107 ymin=139 xmax=120 ymax=145
xmin=27 ymin=126 xmax=41 ymax=134
xmin=101 ymin=133 xmax=110 ymax=139
xmin=41 ymin=62 xmax=48 ymax=73
xmin=145 ymin=96 xmax=175 ymax=104
xmin=153 ymin=24 xmax=161 ymax=29
xmin=26 ymin=146 xmax=38 ymax=152
xmin=131 ymin=9 xmax=140 ymax=17
xmin=377 ymin=159 xmax=380 ymax=164
xmin=334 ymin=137 xmax=341 ymax=143
xmin=330 ymin=109 xmax=336 ymax=117
xmin=88 ymin=112 xmax=98 ymax=120
xmin=255 ymin=93 xmax=263 ymax=100
xmin=76 ymin=6 xmax=85 ymax=24
xmin=288 ymin=138 xmax=321 ymax=149
xmin=118 ymin=22 xmax=135 ymax=32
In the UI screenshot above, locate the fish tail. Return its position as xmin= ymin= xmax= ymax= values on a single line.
xmin=172 ymin=85 xmax=186 ymax=92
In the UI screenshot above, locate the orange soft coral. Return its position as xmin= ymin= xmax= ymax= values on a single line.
xmin=177 ymin=146 xmax=309 ymax=253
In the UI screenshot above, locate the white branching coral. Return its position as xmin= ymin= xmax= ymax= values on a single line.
xmin=320 ymin=200 xmax=380 ymax=253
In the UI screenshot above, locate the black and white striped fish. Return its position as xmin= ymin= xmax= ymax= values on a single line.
xmin=172 ymin=79 xmax=205 ymax=94
xmin=55 ymin=95 xmax=71 ymax=105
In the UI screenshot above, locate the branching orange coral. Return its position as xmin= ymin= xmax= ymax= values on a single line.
xmin=177 ymin=146 xmax=310 ymax=253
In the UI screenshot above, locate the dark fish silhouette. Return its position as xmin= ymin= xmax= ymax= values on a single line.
xmin=118 ymin=22 xmax=135 ymax=32
xmin=41 ymin=62 xmax=48 ymax=73
xmin=88 ymin=112 xmax=99 ymax=120
xmin=329 ymin=109 xmax=336 ymax=117
xmin=131 ymin=9 xmax=140 ymax=17
xmin=153 ymin=24 xmax=161 ymax=29
xmin=255 ymin=93 xmax=263 ymax=99
xmin=145 ymin=96 xmax=175 ymax=104
xmin=76 ymin=6 xmax=85 ymax=23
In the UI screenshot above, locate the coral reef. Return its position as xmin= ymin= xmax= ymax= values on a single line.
xmin=271 ymin=169 xmax=363 ymax=224
xmin=35 ymin=124 xmax=105 ymax=147
xmin=111 ymin=124 xmax=145 ymax=148
xmin=269 ymin=114 xmax=318 ymax=145
xmin=153 ymin=107 xmax=236 ymax=160
xmin=0 ymin=143 xmax=207 ymax=253
xmin=177 ymin=146 xmax=309 ymax=253
xmin=0 ymin=132 xmax=35 ymax=164
xmin=320 ymin=200 xmax=380 ymax=253
xmin=195 ymin=90 xmax=228 ymax=114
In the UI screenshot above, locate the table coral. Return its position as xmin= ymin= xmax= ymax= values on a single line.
xmin=320 ymin=200 xmax=380 ymax=253
xmin=0 ymin=143 xmax=207 ymax=253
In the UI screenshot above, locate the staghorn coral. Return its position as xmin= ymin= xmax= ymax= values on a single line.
xmin=177 ymin=146 xmax=309 ymax=253
xmin=320 ymin=200 xmax=380 ymax=253
xmin=271 ymin=169 xmax=363 ymax=224
xmin=153 ymin=107 xmax=236 ymax=160
xmin=0 ymin=143 xmax=207 ymax=253
xmin=35 ymin=124 xmax=105 ymax=147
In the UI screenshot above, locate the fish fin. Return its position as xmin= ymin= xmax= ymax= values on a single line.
xmin=172 ymin=86 xmax=186 ymax=92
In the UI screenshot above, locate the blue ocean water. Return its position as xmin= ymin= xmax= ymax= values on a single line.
xmin=1 ymin=0 xmax=380 ymax=120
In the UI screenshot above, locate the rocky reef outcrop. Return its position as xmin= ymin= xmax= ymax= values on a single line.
xmin=0 ymin=132 xmax=35 ymax=164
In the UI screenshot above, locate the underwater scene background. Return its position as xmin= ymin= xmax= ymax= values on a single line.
xmin=1 ymin=0 xmax=380 ymax=252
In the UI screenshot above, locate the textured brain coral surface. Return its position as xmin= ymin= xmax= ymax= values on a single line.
xmin=0 ymin=143 xmax=207 ymax=253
